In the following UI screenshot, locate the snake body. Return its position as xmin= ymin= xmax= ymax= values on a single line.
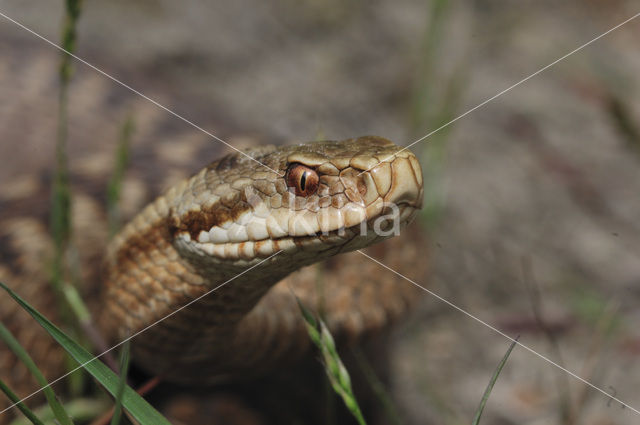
xmin=0 ymin=41 xmax=426 ymax=422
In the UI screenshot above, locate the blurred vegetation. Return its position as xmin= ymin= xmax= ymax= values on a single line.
xmin=107 ymin=116 xmax=135 ymax=238
xmin=409 ymin=0 xmax=469 ymax=229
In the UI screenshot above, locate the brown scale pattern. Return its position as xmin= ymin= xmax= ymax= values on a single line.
xmin=0 ymin=42 xmax=428 ymax=423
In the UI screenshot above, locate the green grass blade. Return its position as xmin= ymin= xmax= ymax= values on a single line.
xmin=51 ymin=0 xmax=82 ymax=306
xmin=0 ymin=281 xmax=171 ymax=425
xmin=59 ymin=0 xmax=84 ymax=83
xmin=296 ymin=297 xmax=367 ymax=425
xmin=107 ymin=115 xmax=134 ymax=238
xmin=8 ymin=398 xmax=108 ymax=425
xmin=61 ymin=284 xmax=91 ymax=324
xmin=0 ymin=322 xmax=73 ymax=425
xmin=110 ymin=341 xmax=131 ymax=425
xmin=471 ymin=339 xmax=518 ymax=425
xmin=0 ymin=379 xmax=45 ymax=425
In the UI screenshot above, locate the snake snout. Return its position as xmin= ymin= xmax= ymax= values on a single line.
xmin=373 ymin=151 xmax=423 ymax=210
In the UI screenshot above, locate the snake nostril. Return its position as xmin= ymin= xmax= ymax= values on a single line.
xmin=357 ymin=180 xmax=366 ymax=197
xmin=360 ymin=172 xmax=379 ymax=206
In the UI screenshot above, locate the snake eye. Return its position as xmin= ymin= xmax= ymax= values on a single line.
xmin=286 ymin=164 xmax=319 ymax=197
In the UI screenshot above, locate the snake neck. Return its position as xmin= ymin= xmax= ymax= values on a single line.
xmin=97 ymin=186 xmax=331 ymax=381
xmin=98 ymin=189 xmax=278 ymax=343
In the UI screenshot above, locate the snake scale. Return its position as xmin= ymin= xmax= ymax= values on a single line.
xmin=0 ymin=40 xmax=428 ymax=423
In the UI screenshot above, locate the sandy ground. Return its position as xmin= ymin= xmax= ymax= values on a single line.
xmin=1 ymin=0 xmax=639 ymax=424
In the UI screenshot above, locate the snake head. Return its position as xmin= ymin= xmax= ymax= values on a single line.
xmin=169 ymin=136 xmax=423 ymax=268
xmin=102 ymin=136 xmax=424 ymax=347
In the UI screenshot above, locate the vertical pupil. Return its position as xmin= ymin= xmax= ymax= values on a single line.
xmin=300 ymin=172 xmax=307 ymax=191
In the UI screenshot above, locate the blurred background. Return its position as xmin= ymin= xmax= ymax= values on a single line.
xmin=1 ymin=0 xmax=639 ymax=423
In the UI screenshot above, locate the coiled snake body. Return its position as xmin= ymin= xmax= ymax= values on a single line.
xmin=0 ymin=43 xmax=426 ymax=423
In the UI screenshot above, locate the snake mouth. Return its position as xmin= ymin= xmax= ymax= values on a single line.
xmin=184 ymin=201 xmax=419 ymax=261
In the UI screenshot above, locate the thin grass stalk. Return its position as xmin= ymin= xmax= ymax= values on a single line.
xmin=296 ymin=297 xmax=367 ymax=425
xmin=0 ymin=379 xmax=45 ymax=425
xmin=52 ymin=0 xmax=92 ymax=397
xmin=0 ymin=322 xmax=73 ymax=425
xmin=107 ymin=116 xmax=134 ymax=238
xmin=409 ymin=0 xmax=470 ymax=228
xmin=521 ymin=258 xmax=574 ymax=424
xmin=471 ymin=339 xmax=517 ymax=425
xmin=409 ymin=0 xmax=450 ymax=133
xmin=51 ymin=0 xmax=84 ymax=315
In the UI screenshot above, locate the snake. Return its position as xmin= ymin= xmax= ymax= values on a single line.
xmin=0 ymin=40 xmax=426 ymax=423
